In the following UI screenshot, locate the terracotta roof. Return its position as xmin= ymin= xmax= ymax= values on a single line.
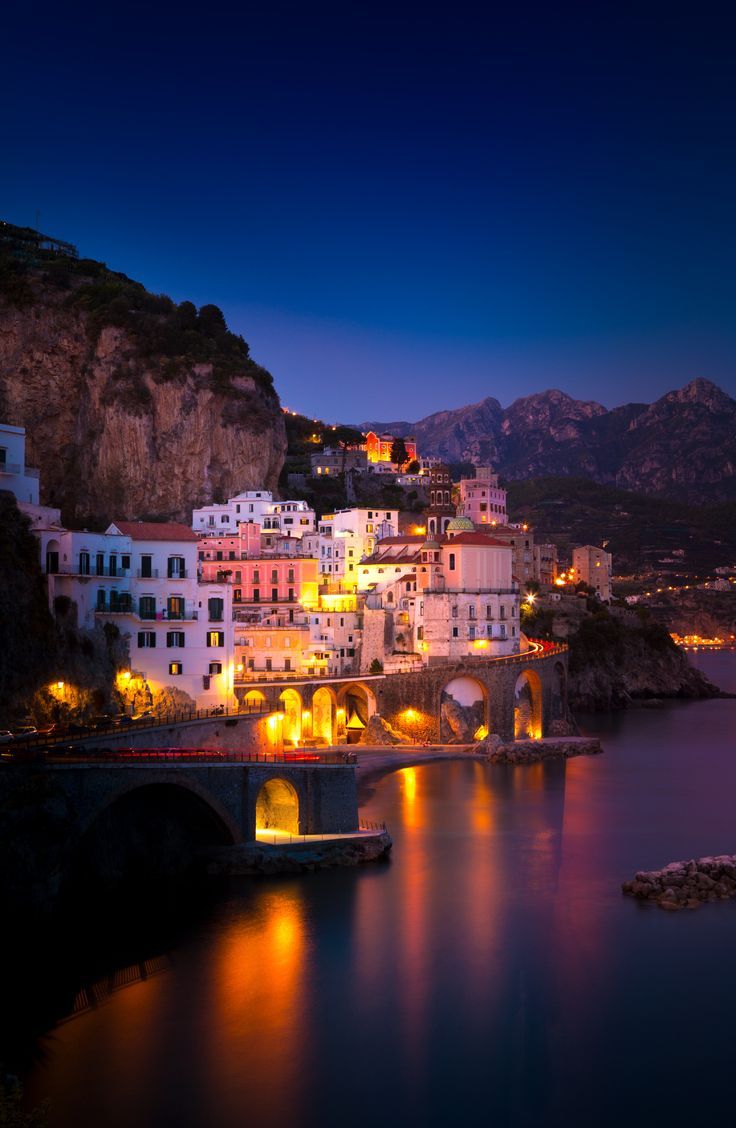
xmin=375 ymin=534 xmax=426 ymax=545
xmin=111 ymin=521 xmax=198 ymax=542
xmin=443 ymin=532 xmax=511 ymax=548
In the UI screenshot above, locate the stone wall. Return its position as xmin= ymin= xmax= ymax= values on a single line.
xmin=65 ymin=713 xmax=271 ymax=755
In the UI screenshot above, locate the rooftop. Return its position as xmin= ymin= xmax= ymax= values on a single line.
xmin=109 ymin=521 xmax=198 ymax=542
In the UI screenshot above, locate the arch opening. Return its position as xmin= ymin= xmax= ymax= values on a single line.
xmin=256 ymin=778 xmax=300 ymax=835
xmin=242 ymin=689 xmax=266 ymax=711
xmin=69 ymin=783 xmax=236 ymax=893
xmin=337 ymin=683 xmax=376 ymax=744
xmin=312 ymin=686 xmax=336 ymax=746
xmin=440 ymin=676 xmax=487 ymax=743
xmin=514 ymin=669 xmax=543 ymax=739
xmin=278 ymin=688 xmax=303 ymax=747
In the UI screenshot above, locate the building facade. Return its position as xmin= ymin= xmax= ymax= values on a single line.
xmin=192 ymin=491 xmax=316 ymax=538
xmin=572 ymin=545 xmax=613 ymax=601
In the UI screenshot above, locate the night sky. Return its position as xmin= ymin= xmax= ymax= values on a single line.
xmin=5 ymin=2 xmax=736 ymax=420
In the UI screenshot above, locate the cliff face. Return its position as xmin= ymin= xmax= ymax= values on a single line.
xmin=365 ymin=379 xmax=736 ymax=503
xmin=0 ymin=228 xmax=286 ymax=524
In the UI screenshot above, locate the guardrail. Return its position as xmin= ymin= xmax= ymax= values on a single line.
xmin=42 ymin=747 xmax=358 ymax=765
xmin=6 ymin=703 xmax=270 ymax=755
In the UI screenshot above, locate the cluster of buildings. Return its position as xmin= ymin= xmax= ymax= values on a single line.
xmin=2 ymin=421 xmax=609 ymax=724
xmin=309 ymin=429 xmax=441 ymax=485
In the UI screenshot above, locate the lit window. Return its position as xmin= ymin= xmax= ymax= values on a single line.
xmin=168 ymin=662 xmax=183 ymax=676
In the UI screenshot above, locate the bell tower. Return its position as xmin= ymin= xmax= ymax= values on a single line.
xmin=425 ymin=464 xmax=455 ymax=536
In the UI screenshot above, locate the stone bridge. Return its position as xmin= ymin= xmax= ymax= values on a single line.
xmin=0 ymin=758 xmax=359 ymax=912
xmin=234 ymin=643 xmax=568 ymax=745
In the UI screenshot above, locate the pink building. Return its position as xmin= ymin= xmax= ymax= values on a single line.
xmin=458 ymin=466 xmax=507 ymax=526
xmin=199 ymin=554 xmax=320 ymax=610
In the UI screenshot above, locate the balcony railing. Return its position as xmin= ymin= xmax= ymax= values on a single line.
xmin=54 ymin=566 xmax=132 ymax=578
xmin=135 ymin=569 xmax=189 ymax=579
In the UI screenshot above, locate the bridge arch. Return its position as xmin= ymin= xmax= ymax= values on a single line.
xmin=336 ymin=682 xmax=376 ymax=743
xmin=69 ymin=781 xmax=238 ymax=892
xmin=311 ymin=685 xmax=337 ymax=745
xmin=242 ymin=688 xmax=267 ymax=711
xmin=256 ymin=777 xmax=300 ymax=835
xmin=278 ymin=687 xmax=303 ymax=746
xmin=514 ymin=668 xmax=543 ymax=739
xmin=440 ymin=676 xmax=488 ymax=743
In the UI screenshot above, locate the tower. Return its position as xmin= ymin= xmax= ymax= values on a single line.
xmin=425 ymin=464 xmax=455 ymax=536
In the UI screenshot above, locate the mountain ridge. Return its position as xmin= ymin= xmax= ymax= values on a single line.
xmin=361 ymin=378 xmax=736 ymax=503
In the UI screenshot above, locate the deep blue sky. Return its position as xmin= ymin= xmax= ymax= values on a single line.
xmin=5 ymin=2 xmax=736 ymax=420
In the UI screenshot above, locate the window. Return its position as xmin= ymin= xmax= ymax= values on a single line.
xmin=469 ymin=606 xmax=476 ymax=619
xmin=137 ymin=631 xmax=156 ymax=648
xmin=209 ymin=661 xmax=223 ymax=674
xmin=96 ymin=552 xmax=104 ymax=576
xmin=253 ymin=588 xmax=260 ymax=602
xmin=271 ymin=588 xmax=278 ymax=602
xmin=449 ymin=553 xmax=456 ymax=571
xmin=266 ymin=658 xmax=272 ymax=671
xmin=253 ymin=569 xmax=260 ymax=583
xmin=235 ymin=570 xmax=242 ymax=583
xmin=216 ymin=551 xmax=223 ymax=561
xmin=167 ymin=596 xmax=185 ymax=620
xmin=79 ymin=551 xmax=90 ymax=575
xmin=288 ymin=568 xmax=295 ymax=583
xmin=284 ymin=658 xmax=291 ymax=671
xmin=206 ymin=631 xmax=225 ymax=647
xmin=208 ymin=597 xmax=224 ymax=622
xmin=167 ymin=631 xmax=185 ymax=647
xmin=168 ymin=556 xmax=186 ymax=579
xmin=139 ymin=595 xmax=156 ymax=620
xmin=288 ymin=588 xmax=294 ymax=602
xmin=452 ymin=605 xmax=458 ymax=619
xmin=452 ymin=627 xmax=459 ymax=638
xmin=229 ymin=551 xmax=236 ymax=560
xmin=140 ymin=555 xmax=153 ymax=578
xmin=234 ymin=589 xmax=242 ymax=603
xmin=96 ymin=589 xmax=106 ymax=611
xmin=168 ymin=662 xmax=183 ymax=676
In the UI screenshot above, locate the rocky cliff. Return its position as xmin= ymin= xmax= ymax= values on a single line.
xmin=0 ymin=223 xmax=286 ymax=523
xmin=364 ymin=379 xmax=736 ymax=503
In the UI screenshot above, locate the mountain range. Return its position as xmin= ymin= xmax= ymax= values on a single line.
xmin=361 ymin=379 xmax=736 ymax=503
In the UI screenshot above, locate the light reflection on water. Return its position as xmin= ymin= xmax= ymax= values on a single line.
xmin=21 ymin=654 xmax=736 ymax=1128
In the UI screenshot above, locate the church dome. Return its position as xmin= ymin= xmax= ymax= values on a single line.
xmin=422 ymin=537 xmax=441 ymax=550
xmin=446 ymin=515 xmax=475 ymax=533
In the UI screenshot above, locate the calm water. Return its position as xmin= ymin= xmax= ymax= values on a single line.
xmin=16 ymin=653 xmax=736 ymax=1127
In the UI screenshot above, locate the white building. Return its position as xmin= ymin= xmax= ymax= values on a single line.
xmin=192 ymin=491 xmax=316 ymax=538
xmin=318 ymin=507 xmax=399 ymax=586
xmin=0 ymin=423 xmax=40 ymax=505
xmin=43 ymin=521 xmax=235 ymax=709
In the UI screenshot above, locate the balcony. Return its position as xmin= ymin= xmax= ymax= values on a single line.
xmin=57 ymin=566 xmax=132 ymax=578
xmin=136 ymin=569 xmax=189 ymax=579
xmin=95 ymin=596 xmax=134 ymax=615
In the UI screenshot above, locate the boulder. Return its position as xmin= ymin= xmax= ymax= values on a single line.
xmin=358 ymin=714 xmax=412 ymax=746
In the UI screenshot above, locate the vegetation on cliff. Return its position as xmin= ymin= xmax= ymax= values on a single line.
xmin=506 ymin=476 xmax=736 ymax=574
xmin=524 ymin=595 xmax=720 ymax=710
xmin=0 ymin=221 xmax=286 ymax=523
xmin=0 ymin=493 xmax=127 ymax=726
xmin=0 ymin=492 xmax=57 ymax=719
xmin=0 ymin=221 xmax=275 ymax=397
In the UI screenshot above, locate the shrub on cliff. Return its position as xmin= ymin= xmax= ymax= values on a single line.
xmin=0 ymin=493 xmax=57 ymax=722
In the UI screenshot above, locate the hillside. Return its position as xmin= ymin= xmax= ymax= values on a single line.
xmin=363 ymin=380 xmax=736 ymax=504
xmin=0 ymin=222 xmax=286 ymax=524
xmin=505 ymin=476 xmax=736 ymax=574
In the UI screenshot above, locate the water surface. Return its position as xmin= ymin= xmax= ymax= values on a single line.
xmin=18 ymin=653 xmax=736 ymax=1127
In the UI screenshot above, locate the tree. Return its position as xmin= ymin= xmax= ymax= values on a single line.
xmin=369 ymin=659 xmax=384 ymax=674
xmin=390 ymin=437 xmax=409 ymax=468
xmin=406 ymin=459 xmax=420 ymax=474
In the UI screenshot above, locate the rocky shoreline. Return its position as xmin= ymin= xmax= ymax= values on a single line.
xmin=204 ymin=830 xmax=392 ymax=876
xmin=623 ymin=855 xmax=736 ymax=910
xmin=474 ymin=734 xmax=603 ymax=763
